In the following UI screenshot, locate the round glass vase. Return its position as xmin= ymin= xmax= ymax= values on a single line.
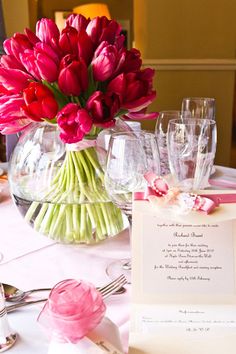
xmin=8 ymin=122 xmax=125 ymax=244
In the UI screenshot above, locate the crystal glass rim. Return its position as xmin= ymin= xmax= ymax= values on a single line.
xmin=182 ymin=97 xmax=215 ymax=102
xmin=168 ymin=118 xmax=216 ymax=126
xmin=159 ymin=110 xmax=181 ymax=115
xmin=109 ymin=130 xmax=156 ymax=141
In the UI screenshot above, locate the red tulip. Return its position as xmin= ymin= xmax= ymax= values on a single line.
xmin=86 ymin=91 xmax=119 ymax=128
xmin=121 ymin=48 xmax=142 ymax=73
xmin=59 ymin=26 xmax=78 ymax=56
xmin=86 ymin=17 xmax=121 ymax=47
xmin=58 ymin=55 xmax=88 ymax=96
xmin=22 ymin=82 xmax=58 ymax=121
xmin=57 ymin=103 xmax=92 ymax=143
xmin=66 ymin=14 xmax=90 ymax=33
xmin=77 ymin=30 xmax=94 ymax=65
xmin=107 ymin=69 xmax=156 ymax=112
xmin=0 ymin=67 xmax=32 ymax=93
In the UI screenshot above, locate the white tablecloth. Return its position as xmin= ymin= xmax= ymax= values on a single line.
xmin=0 ymin=164 xmax=235 ymax=353
xmin=0 ymin=183 xmax=131 ymax=353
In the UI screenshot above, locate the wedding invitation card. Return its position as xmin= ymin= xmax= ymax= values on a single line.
xmin=129 ymin=191 xmax=236 ymax=354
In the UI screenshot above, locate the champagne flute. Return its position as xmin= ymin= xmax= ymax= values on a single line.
xmin=181 ymin=97 xmax=216 ymax=119
xmin=167 ymin=118 xmax=217 ymax=191
xmin=155 ymin=110 xmax=182 ymax=175
xmin=104 ymin=131 xmax=160 ymax=282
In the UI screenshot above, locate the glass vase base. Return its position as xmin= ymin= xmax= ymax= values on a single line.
xmin=106 ymin=258 xmax=131 ymax=284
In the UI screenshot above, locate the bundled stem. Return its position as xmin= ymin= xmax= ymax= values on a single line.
xmin=24 ymin=147 xmax=124 ymax=243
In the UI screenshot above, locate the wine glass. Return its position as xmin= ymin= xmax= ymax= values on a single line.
xmin=167 ymin=118 xmax=217 ymax=191
xmin=181 ymin=97 xmax=216 ymax=120
xmin=155 ymin=110 xmax=182 ymax=176
xmin=104 ymin=131 xmax=160 ymax=282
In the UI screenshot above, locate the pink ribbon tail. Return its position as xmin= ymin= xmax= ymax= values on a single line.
xmin=200 ymin=193 xmax=236 ymax=205
xmin=209 ymin=178 xmax=236 ymax=189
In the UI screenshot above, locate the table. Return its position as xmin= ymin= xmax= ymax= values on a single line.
xmin=0 ymin=164 xmax=235 ymax=353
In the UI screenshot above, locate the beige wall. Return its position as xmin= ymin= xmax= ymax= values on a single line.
xmin=134 ymin=0 xmax=236 ymax=166
xmin=2 ymin=0 xmax=30 ymax=36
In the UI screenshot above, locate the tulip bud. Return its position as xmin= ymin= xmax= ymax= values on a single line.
xmin=59 ymin=26 xmax=78 ymax=56
xmin=36 ymin=18 xmax=60 ymax=45
xmin=92 ymin=43 xmax=120 ymax=82
xmin=86 ymin=17 xmax=121 ymax=47
xmin=66 ymin=14 xmax=90 ymax=32
xmin=58 ymin=55 xmax=88 ymax=96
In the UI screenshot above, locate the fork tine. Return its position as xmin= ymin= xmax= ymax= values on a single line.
xmin=100 ymin=275 xmax=127 ymax=299
xmin=98 ymin=274 xmax=125 ymax=293
xmin=99 ymin=274 xmax=126 ymax=293
xmin=101 ymin=279 xmax=127 ymax=299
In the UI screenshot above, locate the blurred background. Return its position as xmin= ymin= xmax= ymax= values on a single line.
xmin=0 ymin=0 xmax=235 ymax=168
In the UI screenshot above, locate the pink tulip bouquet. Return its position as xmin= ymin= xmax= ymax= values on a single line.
xmin=0 ymin=14 xmax=157 ymax=243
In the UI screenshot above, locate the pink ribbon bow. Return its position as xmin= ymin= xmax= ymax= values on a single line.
xmin=134 ymin=172 xmax=217 ymax=214
xmin=37 ymin=279 xmax=106 ymax=343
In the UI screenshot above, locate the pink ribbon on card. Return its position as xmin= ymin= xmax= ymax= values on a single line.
xmin=134 ymin=172 xmax=218 ymax=214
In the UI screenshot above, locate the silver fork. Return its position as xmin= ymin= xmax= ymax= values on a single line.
xmin=6 ymin=275 xmax=127 ymax=313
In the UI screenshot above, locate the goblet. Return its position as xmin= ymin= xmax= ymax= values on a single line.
xmin=167 ymin=118 xmax=217 ymax=191
xmin=104 ymin=131 xmax=160 ymax=282
xmin=155 ymin=110 xmax=181 ymax=175
xmin=181 ymin=97 xmax=215 ymax=120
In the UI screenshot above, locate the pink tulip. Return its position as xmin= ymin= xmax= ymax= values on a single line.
xmin=24 ymin=28 xmax=40 ymax=45
xmin=20 ymin=50 xmax=41 ymax=80
xmin=3 ymin=33 xmax=32 ymax=63
xmin=86 ymin=91 xmax=119 ymax=128
xmin=20 ymin=43 xmax=60 ymax=82
xmin=92 ymin=43 xmax=118 ymax=81
xmin=0 ymin=67 xmax=32 ymax=93
xmin=0 ymin=94 xmax=31 ymax=134
xmin=86 ymin=17 xmax=121 ymax=47
xmin=59 ymin=26 xmax=78 ymax=56
xmin=0 ymin=54 xmax=26 ymax=71
xmin=35 ymin=42 xmax=60 ymax=65
xmin=36 ymin=18 xmax=60 ymax=45
xmin=107 ymin=69 xmax=156 ymax=112
xmin=57 ymin=103 xmax=92 ymax=143
xmin=58 ymin=55 xmax=88 ymax=96
xmin=66 ymin=14 xmax=90 ymax=33
xmin=22 ymin=82 xmax=58 ymax=121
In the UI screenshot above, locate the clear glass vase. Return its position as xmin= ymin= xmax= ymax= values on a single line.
xmin=8 ymin=122 xmax=124 ymax=244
